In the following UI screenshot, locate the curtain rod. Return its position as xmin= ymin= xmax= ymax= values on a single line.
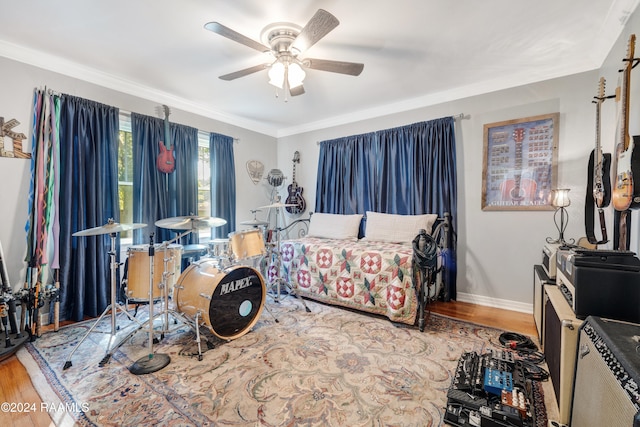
xmin=315 ymin=113 xmax=468 ymax=145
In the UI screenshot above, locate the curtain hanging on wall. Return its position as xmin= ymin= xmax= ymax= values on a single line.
xmin=209 ymin=132 xmax=236 ymax=239
xmin=131 ymin=113 xmax=199 ymax=245
xmin=55 ymin=94 xmax=120 ymax=321
xmin=315 ymin=117 xmax=457 ymax=300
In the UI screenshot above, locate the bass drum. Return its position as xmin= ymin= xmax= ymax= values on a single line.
xmin=174 ymin=261 xmax=266 ymax=340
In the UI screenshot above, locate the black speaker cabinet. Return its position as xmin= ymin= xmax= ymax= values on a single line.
xmin=544 ymin=285 xmax=582 ymax=426
xmin=571 ymin=316 xmax=640 ymax=427
xmin=534 ymin=264 xmax=554 ymax=346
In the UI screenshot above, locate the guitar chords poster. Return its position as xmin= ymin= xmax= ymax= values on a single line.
xmin=482 ymin=113 xmax=559 ymax=211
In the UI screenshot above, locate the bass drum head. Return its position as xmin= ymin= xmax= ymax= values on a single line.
xmin=176 ymin=262 xmax=266 ymax=340
xmin=209 ymin=266 xmax=266 ymax=340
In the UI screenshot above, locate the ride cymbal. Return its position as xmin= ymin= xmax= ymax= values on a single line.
xmin=258 ymin=202 xmax=297 ymax=209
xmin=240 ymin=219 xmax=269 ymax=226
xmin=155 ymin=215 xmax=227 ymax=230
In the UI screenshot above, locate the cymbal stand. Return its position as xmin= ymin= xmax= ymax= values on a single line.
xmin=269 ymin=206 xmax=311 ymax=312
xmin=63 ymin=232 xmax=144 ymax=370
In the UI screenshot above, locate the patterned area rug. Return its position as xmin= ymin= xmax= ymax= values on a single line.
xmin=20 ymin=298 xmax=510 ymax=426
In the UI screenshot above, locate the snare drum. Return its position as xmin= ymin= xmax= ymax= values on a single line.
xmin=229 ymin=229 xmax=266 ymax=261
xmin=126 ymin=244 xmax=183 ymax=302
xmin=174 ymin=261 xmax=266 ymax=340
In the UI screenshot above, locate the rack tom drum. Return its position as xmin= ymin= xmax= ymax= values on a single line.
xmin=229 ymin=229 xmax=266 ymax=261
xmin=174 ymin=261 xmax=266 ymax=340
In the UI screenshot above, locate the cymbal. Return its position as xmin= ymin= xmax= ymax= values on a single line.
xmin=240 ymin=219 xmax=269 ymax=226
xmin=73 ymin=221 xmax=147 ymax=237
xmin=155 ymin=215 xmax=227 ymax=230
xmin=258 ymin=202 xmax=297 ymax=209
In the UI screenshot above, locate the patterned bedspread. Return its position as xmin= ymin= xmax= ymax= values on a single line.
xmin=270 ymin=237 xmax=418 ymax=325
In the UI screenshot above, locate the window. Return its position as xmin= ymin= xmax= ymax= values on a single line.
xmin=117 ymin=116 xmax=212 ymax=245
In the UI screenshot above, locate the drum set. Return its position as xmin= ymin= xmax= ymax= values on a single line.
xmin=63 ymin=205 xmax=308 ymax=372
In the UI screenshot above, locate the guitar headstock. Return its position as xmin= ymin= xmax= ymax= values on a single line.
xmin=596 ymin=76 xmax=605 ymax=102
xmin=513 ymin=128 xmax=525 ymax=143
xmin=292 ymin=151 xmax=300 ymax=163
xmin=162 ymin=104 xmax=170 ymax=120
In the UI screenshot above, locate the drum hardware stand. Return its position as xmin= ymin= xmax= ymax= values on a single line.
xmin=268 ymin=205 xmax=311 ymax=313
xmin=63 ymin=231 xmax=145 ymax=370
xmin=130 ymin=234 xmax=171 ymax=375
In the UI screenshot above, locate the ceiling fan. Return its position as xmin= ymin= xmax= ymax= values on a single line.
xmin=204 ymin=9 xmax=364 ymax=98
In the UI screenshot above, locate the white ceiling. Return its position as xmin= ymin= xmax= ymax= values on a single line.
xmin=0 ymin=0 xmax=637 ymax=137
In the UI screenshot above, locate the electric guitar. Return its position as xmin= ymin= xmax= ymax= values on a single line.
xmin=285 ymin=151 xmax=306 ymax=214
xmin=612 ymin=34 xmax=640 ymax=211
xmin=586 ymin=77 xmax=612 ymax=244
xmin=156 ymin=105 xmax=175 ymax=174
xmin=500 ymin=128 xmax=537 ymax=203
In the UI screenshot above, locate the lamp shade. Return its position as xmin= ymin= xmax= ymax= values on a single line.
xmin=551 ymin=188 xmax=571 ymax=208
xmin=287 ymin=62 xmax=306 ymax=88
xmin=268 ymin=62 xmax=285 ymax=89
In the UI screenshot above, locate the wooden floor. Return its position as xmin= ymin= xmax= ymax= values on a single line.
xmin=0 ymin=300 xmax=536 ymax=427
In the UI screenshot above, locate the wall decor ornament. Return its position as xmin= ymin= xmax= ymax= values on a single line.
xmin=0 ymin=117 xmax=30 ymax=159
xmin=246 ymin=160 xmax=264 ymax=185
xmin=481 ymin=112 xmax=559 ymax=211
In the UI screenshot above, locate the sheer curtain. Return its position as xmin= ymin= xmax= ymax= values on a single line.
xmin=131 ymin=113 xmax=199 ymax=245
xmin=56 ymin=95 xmax=120 ymax=320
xmin=209 ymin=132 xmax=236 ymax=239
xmin=315 ymin=117 xmax=457 ymax=299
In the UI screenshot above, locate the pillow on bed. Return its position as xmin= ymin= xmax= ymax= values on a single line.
xmin=364 ymin=211 xmax=438 ymax=243
xmin=307 ymin=213 xmax=363 ymax=240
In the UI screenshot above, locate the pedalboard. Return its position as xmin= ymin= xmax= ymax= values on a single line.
xmin=445 ymin=350 xmax=548 ymax=427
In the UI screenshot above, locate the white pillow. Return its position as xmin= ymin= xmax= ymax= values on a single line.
xmin=364 ymin=211 xmax=438 ymax=243
xmin=307 ymin=213 xmax=363 ymax=240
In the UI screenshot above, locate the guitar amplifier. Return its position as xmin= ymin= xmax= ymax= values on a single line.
xmin=544 ymin=285 xmax=582 ymax=425
xmin=571 ymin=316 xmax=640 ymax=427
xmin=542 ymin=243 xmax=560 ymax=279
xmin=533 ymin=264 xmax=555 ymax=346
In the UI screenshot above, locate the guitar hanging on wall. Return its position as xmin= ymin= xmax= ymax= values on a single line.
xmin=612 ymin=34 xmax=640 ymax=212
xmin=156 ymin=105 xmax=175 ymax=174
xmin=285 ymin=151 xmax=306 ymax=214
xmin=585 ymin=77 xmax=612 ymax=244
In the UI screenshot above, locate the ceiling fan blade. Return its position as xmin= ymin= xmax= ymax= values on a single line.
xmin=304 ymin=58 xmax=364 ymax=76
xmin=290 ymin=9 xmax=339 ymax=54
xmin=204 ymin=22 xmax=270 ymax=53
xmin=290 ymin=85 xmax=305 ymax=97
xmin=219 ymin=64 xmax=270 ymax=81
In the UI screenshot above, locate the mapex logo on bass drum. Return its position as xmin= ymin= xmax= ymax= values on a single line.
xmin=219 ymin=276 xmax=253 ymax=296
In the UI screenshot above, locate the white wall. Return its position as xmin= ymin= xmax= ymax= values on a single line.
xmin=0 ymin=56 xmax=277 ymax=290
xmin=278 ymin=8 xmax=640 ymax=313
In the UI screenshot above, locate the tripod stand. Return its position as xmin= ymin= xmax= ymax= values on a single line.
xmin=263 ymin=203 xmax=310 ymax=312
xmin=64 ymin=225 xmax=146 ymax=370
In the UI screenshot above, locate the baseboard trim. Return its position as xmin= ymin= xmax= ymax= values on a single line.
xmin=456 ymin=292 xmax=533 ymax=314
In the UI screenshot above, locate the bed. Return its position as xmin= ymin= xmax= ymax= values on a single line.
xmin=270 ymin=212 xmax=450 ymax=326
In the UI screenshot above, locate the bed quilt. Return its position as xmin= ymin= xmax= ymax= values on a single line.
xmin=270 ymin=237 xmax=418 ymax=325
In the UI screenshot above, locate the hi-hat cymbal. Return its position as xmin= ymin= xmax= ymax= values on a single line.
xmin=155 ymin=215 xmax=227 ymax=230
xmin=240 ymin=219 xmax=269 ymax=226
xmin=73 ymin=221 xmax=147 ymax=237
xmin=258 ymin=202 xmax=297 ymax=209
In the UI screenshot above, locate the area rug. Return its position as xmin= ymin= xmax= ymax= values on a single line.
xmin=19 ymin=298 xmax=512 ymax=426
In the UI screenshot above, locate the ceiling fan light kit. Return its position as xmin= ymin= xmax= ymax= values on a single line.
xmin=204 ymin=9 xmax=364 ymax=99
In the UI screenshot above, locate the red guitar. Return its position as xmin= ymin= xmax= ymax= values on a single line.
xmin=285 ymin=151 xmax=306 ymax=214
xmin=500 ymin=128 xmax=537 ymax=203
xmin=156 ymin=105 xmax=175 ymax=174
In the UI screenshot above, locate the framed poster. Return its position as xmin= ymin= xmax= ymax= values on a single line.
xmin=481 ymin=113 xmax=559 ymax=211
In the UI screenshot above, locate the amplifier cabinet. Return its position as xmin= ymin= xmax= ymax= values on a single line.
xmin=544 ymin=285 xmax=582 ymax=425
xmin=571 ymin=316 xmax=640 ymax=427
xmin=533 ymin=264 xmax=554 ymax=346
